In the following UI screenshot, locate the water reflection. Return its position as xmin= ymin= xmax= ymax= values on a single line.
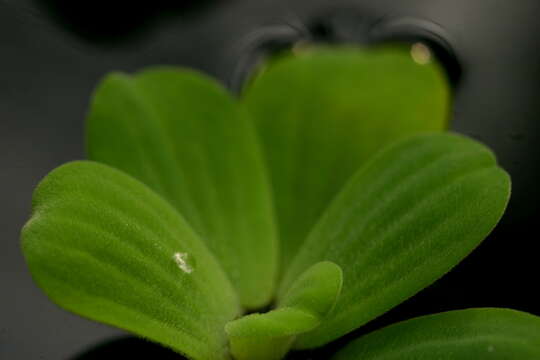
xmin=368 ymin=16 xmax=462 ymax=87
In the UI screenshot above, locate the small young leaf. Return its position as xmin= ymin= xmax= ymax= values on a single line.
xmin=279 ymin=261 xmax=343 ymax=318
xmin=87 ymin=69 xmax=278 ymax=309
xmin=226 ymin=261 xmax=342 ymax=360
xmin=280 ymin=133 xmax=511 ymax=349
xmin=332 ymin=308 xmax=540 ymax=359
xmin=226 ymin=308 xmax=319 ymax=360
xmin=21 ymin=161 xmax=240 ymax=360
xmin=243 ymin=46 xmax=450 ymax=270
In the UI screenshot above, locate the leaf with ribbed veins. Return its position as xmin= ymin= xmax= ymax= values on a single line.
xmin=244 ymin=46 xmax=450 ymax=270
xmin=280 ymin=133 xmax=511 ymax=349
xmin=87 ymin=68 xmax=278 ymax=309
xmin=332 ymin=308 xmax=540 ymax=359
xmin=22 ymin=161 xmax=240 ymax=360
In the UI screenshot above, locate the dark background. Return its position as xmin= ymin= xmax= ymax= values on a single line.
xmin=1 ymin=1 xmax=539 ymax=358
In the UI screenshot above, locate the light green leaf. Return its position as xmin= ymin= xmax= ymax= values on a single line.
xmin=86 ymin=68 xmax=278 ymax=309
xmin=332 ymin=308 xmax=540 ymax=359
xmin=279 ymin=261 xmax=343 ymax=318
xmin=280 ymin=133 xmax=511 ymax=349
xmin=21 ymin=161 xmax=240 ymax=360
xmin=226 ymin=307 xmax=319 ymax=360
xmin=243 ymin=46 xmax=450 ymax=270
xmin=226 ymin=261 xmax=343 ymax=360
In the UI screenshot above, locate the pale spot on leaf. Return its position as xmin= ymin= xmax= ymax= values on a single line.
xmin=410 ymin=42 xmax=432 ymax=65
xmin=173 ymin=252 xmax=193 ymax=274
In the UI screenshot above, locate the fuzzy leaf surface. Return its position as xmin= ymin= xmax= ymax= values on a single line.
xmin=22 ymin=161 xmax=240 ymax=360
xmin=280 ymin=133 xmax=511 ymax=348
xmin=226 ymin=307 xmax=319 ymax=360
xmin=87 ymin=69 xmax=278 ymax=309
xmin=279 ymin=261 xmax=343 ymax=318
xmin=332 ymin=308 xmax=540 ymax=359
xmin=226 ymin=261 xmax=342 ymax=360
xmin=243 ymin=46 xmax=450 ymax=269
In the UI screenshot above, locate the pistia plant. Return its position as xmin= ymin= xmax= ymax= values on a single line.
xmin=21 ymin=46 xmax=540 ymax=360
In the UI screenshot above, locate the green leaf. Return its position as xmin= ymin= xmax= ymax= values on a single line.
xmin=332 ymin=308 xmax=540 ymax=359
xmin=226 ymin=261 xmax=343 ymax=360
xmin=21 ymin=161 xmax=240 ymax=360
xmin=226 ymin=307 xmax=319 ymax=360
xmin=280 ymin=133 xmax=511 ymax=349
xmin=243 ymin=46 xmax=450 ymax=270
xmin=86 ymin=68 xmax=278 ymax=309
xmin=279 ymin=261 xmax=343 ymax=318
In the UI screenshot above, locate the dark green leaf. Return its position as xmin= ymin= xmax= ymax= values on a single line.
xmin=332 ymin=308 xmax=540 ymax=359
